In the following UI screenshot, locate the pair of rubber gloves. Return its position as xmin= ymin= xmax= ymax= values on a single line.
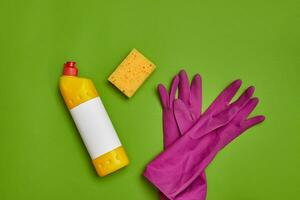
xmin=143 ymin=70 xmax=265 ymax=200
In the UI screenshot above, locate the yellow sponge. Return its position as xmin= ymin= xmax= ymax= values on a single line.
xmin=108 ymin=49 xmax=156 ymax=97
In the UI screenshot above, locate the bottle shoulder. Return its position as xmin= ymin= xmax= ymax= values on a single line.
xmin=59 ymin=76 xmax=99 ymax=109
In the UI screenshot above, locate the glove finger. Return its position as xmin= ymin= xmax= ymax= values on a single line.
xmin=158 ymin=84 xmax=169 ymax=108
xmin=178 ymin=70 xmax=191 ymax=104
xmin=174 ymin=99 xmax=194 ymax=134
xmin=169 ymin=75 xmax=180 ymax=108
xmin=209 ymin=88 xmax=254 ymax=131
xmin=190 ymin=73 xmax=202 ymax=119
xmin=217 ymin=101 xmax=263 ymax=150
xmin=242 ymin=115 xmax=265 ymax=131
xmin=218 ymin=115 xmax=265 ymax=151
xmin=234 ymin=97 xmax=259 ymax=120
xmin=226 ymin=86 xmax=255 ymax=113
xmin=191 ymin=95 xmax=250 ymax=139
xmin=208 ymin=79 xmax=242 ymax=111
xmin=222 ymin=113 xmax=265 ymax=147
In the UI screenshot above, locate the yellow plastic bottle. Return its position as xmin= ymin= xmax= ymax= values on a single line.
xmin=59 ymin=61 xmax=129 ymax=176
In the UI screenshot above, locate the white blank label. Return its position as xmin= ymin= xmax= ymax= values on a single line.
xmin=70 ymin=97 xmax=121 ymax=159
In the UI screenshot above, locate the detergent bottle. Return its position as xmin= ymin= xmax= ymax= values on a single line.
xmin=59 ymin=61 xmax=129 ymax=176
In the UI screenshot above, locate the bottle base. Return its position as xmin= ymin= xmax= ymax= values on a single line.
xmin=92 ymin=146 xmax=129 ymax=177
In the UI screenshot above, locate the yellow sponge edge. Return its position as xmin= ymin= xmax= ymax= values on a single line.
xmin=108 ymin=49 xmax=156 ymax=98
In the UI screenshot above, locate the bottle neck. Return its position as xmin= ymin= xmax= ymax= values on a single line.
xmin=63 ymin=61 xmax=78 ymax=76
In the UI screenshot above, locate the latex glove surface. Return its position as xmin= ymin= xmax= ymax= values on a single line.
xmin=158 ymin=70 xmax=206 ymax=200
xmin=144 ymin=79 xmax=265 ymax=199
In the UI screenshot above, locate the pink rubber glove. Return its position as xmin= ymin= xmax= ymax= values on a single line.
xmin=158 ymin=70 xmax=207 ymax=200
xmin=144 ymin=79 xmax=265 ymax=199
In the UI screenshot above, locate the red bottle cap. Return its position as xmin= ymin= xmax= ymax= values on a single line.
xmin=63 ymin=61 xmax=78 ymax=76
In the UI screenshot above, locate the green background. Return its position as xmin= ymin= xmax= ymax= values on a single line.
xmin=0 ymin=0 xmax=299 ymax=199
